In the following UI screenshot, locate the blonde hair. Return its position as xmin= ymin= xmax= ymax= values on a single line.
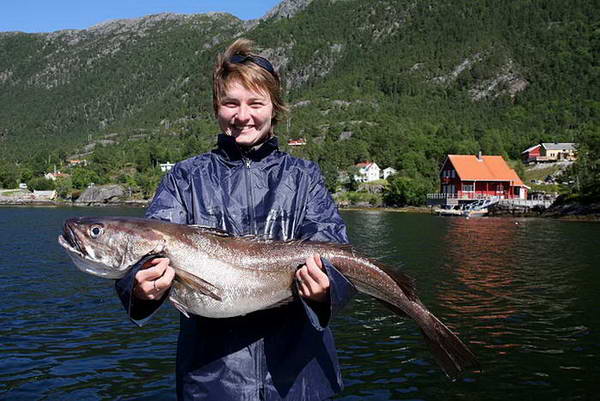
xmin=212 ymin=38 xmax=287 ymax=131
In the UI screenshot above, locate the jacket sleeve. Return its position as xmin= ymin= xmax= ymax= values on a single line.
xmin=114 ymin=170 xmax=188 ymax=326
xmin=298 ymin=164 xmax=349 ymax=245
xmin=297 ymin=164 xmax=357 ymax=330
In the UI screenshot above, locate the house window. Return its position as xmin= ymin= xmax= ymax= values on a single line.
xmin=443 ymin=169 xmax=456 ymax=178
xmin=496 ymin=184 xmax=504 ymax=193
xmin=462 ymin=183 xmax=474 ymax=192
xmin=442 ymin=184 xmax=456 ymax=194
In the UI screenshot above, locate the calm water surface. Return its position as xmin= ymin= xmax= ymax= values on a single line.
xmin=0 ymin=207 xmax=598 ymax=400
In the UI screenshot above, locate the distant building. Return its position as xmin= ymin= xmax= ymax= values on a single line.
xmin=382 ymin=167 xmax=397 ymax=180
xmin=68 ymin=159 xmax=88 ymax=167
xmin=521 ymin=143 xmax=577 ymax=163
xmin=437 ymin=153 xmax=528 ymax=200
xmin=354 ymin=162 xmax=380 ymax=183
xmin=287 ymin=138 xmax=306 ymax=146
xmin=160 ymin=162 xmax=175 ymax=172
xmin=44 ymin=172 xmax=70 ymax=181
xmin=33 ymin=190 xmax=56 ymax=200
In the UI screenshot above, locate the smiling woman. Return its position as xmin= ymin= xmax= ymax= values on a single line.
xmin=112 ymin=38 xmax=356 ymax=401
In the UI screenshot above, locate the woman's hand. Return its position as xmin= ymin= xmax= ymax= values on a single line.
xmin=133 ymin=257 xmax=175 ymax=301
xmin=295 ymin=253 xmax=330 ymax=303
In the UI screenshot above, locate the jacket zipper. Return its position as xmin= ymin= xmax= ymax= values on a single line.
xmin=243 ymin=155 xmax=262 ymax=398
xmin=242 ymin=156 xmax=257 ymax=234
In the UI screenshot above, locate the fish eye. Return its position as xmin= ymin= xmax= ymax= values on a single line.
xmin=90 ymin=226 xmax=103 ymax=238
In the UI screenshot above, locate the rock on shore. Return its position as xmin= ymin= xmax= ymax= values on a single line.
xmin=75 ymin=184 xmax=127 ymax=205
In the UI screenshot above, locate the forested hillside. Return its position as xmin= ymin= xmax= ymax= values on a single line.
xmin=1 ymin=0 xmax=598 ymax=203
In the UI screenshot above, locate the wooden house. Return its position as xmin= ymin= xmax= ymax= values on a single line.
xmin=521 ymin=142 xmax=577 ymax=163
xmin=353 ymin=162 xmax=380 ymax=182
xmin=436 ymin=153 xmax=528 ymax=202
xmin=521 ymin=144 xmax=542 ymax=163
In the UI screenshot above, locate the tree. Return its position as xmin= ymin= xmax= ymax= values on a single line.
xmin=55 ymin=177 xmax=73 ymax=199
xmin=567 ymin=126 xmax=600 ymax=201
xmin=0 ymin=163 xmax=19 ymax=189
xmin=72 ymin=168 xmax=102 ymax=189
xmin=383 ymin=175 xmax=429 ymax=206
xmin=27 ymin=177 xmax=56 ymax=191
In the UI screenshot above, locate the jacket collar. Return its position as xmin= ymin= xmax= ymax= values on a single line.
xmin=215 ymin=133 xmax=279 ymax=163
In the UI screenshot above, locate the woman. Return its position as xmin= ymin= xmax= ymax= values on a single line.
xmin=116 ymin=38 xmax=356 ymax=401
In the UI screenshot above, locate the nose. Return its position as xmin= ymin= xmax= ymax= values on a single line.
xmin=235 ymin=104 xmax=250 ymax=122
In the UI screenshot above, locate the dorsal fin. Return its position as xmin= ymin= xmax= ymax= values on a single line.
xmin=189 ymin=225 xmax=233 ymax=237
xmin=373 ymin=259 xmax=418 ymax=302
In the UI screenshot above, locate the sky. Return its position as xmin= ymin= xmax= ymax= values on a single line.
xmin=0 ymin=0 xmax=282 ymax=33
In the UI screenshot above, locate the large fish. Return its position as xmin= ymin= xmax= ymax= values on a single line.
xmin=58 ymin=216 xmax=478 ymax=378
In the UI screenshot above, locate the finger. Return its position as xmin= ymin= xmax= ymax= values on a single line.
xmin=295 ymin=268 xmax=311 ymax=296
xmin=298 ymin=266 xmax=321 ymax=295
xmin=136 ymin=258 xmax=169 ymax=282
xmin=298 ymin=280 xmax=310 ymax=298
xmin=134 ymin=280 xmax=157 ymax=300
xmin=155 ymin=266 xmax=176 ymax=292
xmin=305 ymin=259 xmax=329 ymax=289
xmin=313 ymin=253 xmax=323 ymax=270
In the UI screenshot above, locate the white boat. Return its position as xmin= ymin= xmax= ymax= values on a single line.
xmin=435 ymin=197 xmax=499 ymax=217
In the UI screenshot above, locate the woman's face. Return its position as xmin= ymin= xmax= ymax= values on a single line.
xmin=217 ymin=80 xmax=274 ymax=148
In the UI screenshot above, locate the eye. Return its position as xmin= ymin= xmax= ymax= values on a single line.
xmin=90 ymin=225 xmax=103 ymax=238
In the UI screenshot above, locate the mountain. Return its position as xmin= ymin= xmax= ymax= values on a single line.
xmin=0 ymin=12 xmax=243 ymax=156
xmin=1 ymin=0 xmax=598 ymax=198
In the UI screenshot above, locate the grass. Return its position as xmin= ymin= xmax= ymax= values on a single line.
xmin=0 ymin=189 xmax=27 ymax=196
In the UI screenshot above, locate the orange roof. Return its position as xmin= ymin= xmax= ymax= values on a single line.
xmin=447 ymin=155 xmax=525 ymax=186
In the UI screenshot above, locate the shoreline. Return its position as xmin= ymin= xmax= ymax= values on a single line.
xmin=1 ymin=199 xmax=598 ymax=221
xmin=0 ymin=199 xmax=148 ymax=208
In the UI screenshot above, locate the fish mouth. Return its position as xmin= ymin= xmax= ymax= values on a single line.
xmin=59 ymin=221 xmax=87 ymax=257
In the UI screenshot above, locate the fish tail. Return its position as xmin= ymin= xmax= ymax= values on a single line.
xmin=418 ymin=311 xmax=480 ymax=379
xmin=378 ymin=300 xmax=479 ymax=378
xmin=327 ymin=250 xmax=479 ymax=378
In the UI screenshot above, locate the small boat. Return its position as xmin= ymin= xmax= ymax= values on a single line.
xmin=435 ymin=197 xmax=498 ymax=217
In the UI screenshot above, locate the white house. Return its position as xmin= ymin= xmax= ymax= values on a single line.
xmin=160 ymin=162 xmax=175 ymax=172
xmin=382 ymin=167 xmax=397 ymax=179
xmin=44 ymin=172 xmax=70 ymax=181
xmin=353 ymin=162 xmax=381 ymax=183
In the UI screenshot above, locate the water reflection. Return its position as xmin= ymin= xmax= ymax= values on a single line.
xmin=436 ymin=217 xmax=595 ymax=398
xmin=1 ymin=209 xmax=598 ymax=401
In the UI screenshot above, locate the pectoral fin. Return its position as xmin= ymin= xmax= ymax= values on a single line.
xmin=174 ymin=269 xmax=223 ymax=302
xmin=169 ymin=295 xmax=191 ymax=318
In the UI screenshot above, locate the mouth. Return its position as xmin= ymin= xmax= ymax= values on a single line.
xmin=58 ymin=233 xmax=122 ymax=279
xmin=232 ymin=125 xmax=255 ymax=133
xmin=59 ymin=222 xmax=87 ymax=257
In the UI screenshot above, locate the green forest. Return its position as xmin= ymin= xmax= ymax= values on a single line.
xmin=1 ymin=0 xmax=599 ymax=205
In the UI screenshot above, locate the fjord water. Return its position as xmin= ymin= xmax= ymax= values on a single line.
xmin=0 ymin=207 xmax=597 ymax=400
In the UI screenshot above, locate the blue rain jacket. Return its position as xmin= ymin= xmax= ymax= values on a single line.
xmin=115 ymin=134 xmax=357 ymax=401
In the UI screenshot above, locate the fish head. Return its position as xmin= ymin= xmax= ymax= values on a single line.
xmin=58 ymin=216 xmax=167 ymax=279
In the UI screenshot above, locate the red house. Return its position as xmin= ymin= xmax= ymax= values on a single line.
xmin=287 ymin=138 xmax=306 ymax=146
xmin=521 ymin=143 xmax=577 ymax=163
xmin=521 ymin=144 xmax=542 ymax=163
xmin=438 ymin=154 xmax=528 ymax=200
